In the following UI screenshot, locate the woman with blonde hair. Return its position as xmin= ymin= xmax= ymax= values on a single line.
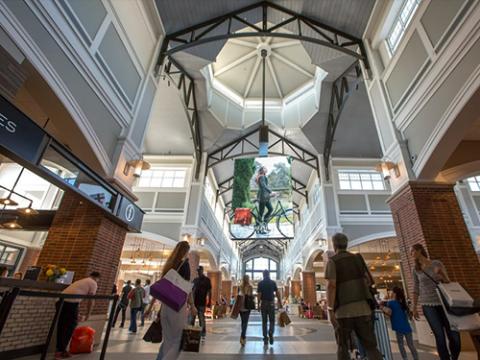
xmin=239 ymin=274 xmax=254 ymax=346
xmin=146 ymin=241 xmax=196 ymax=360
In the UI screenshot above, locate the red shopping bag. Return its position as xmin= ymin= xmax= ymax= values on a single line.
xmin=69 ymin=326 xmax=95 ymax=354
xmin=234 ymin=208 xmax=252 ymax=225
xmin=305 ymin=310 xmax=314 ymax=319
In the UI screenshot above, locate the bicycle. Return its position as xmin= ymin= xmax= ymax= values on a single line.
xmin=229 ymin=197 xmax=294 ymax=239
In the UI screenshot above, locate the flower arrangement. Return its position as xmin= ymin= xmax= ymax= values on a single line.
xmin=44 ymin=264 xmax=67 ymax=282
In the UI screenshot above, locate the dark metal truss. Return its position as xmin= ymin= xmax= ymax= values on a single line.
xmin=207 ymin=126 xmax=319 ymax=177
xmin=155 ymin=1 xmax=369 ymax=72
xmin=163 ymin=57 xmax=203 ymax=179
xmin=323 ymin=60 xmax=363 ymax=180
xmin=236 ymin=238 xmax=289 ymax=259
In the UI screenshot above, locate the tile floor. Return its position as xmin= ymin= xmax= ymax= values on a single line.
xmin=23 ymin=312 xmax=477 ymax=359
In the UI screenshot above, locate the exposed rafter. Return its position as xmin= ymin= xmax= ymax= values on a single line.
xmin=323 ymin=60 xmax=363 ymax=180
xmin=163 ymin=57 xmax=203 ymax=178
xmin=155 ymin=1 xmax=369 ymax=73
xmin=207 ymin=126 xmax=319 ymax=177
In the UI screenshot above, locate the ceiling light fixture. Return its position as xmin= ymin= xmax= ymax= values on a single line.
xmin=2 ymin=217 xmax=22 ymax=230
xmin=17 ymin=206 xmax=39 ymax=215
xmin=258 ymin=49 xmax=269 ymax=157
xmin=0 ymin=196 xmax=18 ymax=206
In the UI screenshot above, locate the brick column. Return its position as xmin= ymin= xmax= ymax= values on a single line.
xmin=302 ymin=271 xmax=316 ymax=306
xmin=221 ymin=280 xmax=232 ymax=303
xmin=291 ymin=280 xmax=301 ymax=299
xmin=207 ymin=270 xmax=222 ymax=304
xmin=284 ymin=283 xmax=290 ymax=300
xmin=36 ymin=192 xmax=127 ymax=314
xmin=232 ymin=285 xmax=238 ymax=298
xmin=388 ymin=182 xmax=480 ymax=299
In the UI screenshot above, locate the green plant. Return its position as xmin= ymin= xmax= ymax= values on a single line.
xmin=232 ymin=158 xmax=255 ymax=210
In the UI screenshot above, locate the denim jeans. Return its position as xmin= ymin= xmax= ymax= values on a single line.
xmin=261 ymin=301 xmax=275 ymax=342
xmin=396 ymin=332 xmax=418 ymax=360
xmin=336 ymin=315 xmax=383 ymax=360
xmin=240 ymin=310 xmax=251 ymax=339
xmin=422 ymin=305 xmax=461 ymax=360
xmin=190 ymin=306 xmax=207 ymax=335
xmin=129 ymin=307 xmax=141 ymax=333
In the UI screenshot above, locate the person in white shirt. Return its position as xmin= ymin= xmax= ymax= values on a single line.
xmin=55 ymin=271 xmax=100 ymax=359
xmin=141 ymin=279 xmax=151 ymax=326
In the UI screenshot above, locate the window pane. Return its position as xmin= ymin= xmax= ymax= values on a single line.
xmin=269 ymin=261 xmax=277 ymax=271
xmin=351 ymin=181 xmax=362 ymax=190
xmin=255 ymin=257 xmax=269 ymax=271
xmin=338 ymin=173 xmax=349 ymax=180
xmin=350 ymin=173 xmax=360 ymax=181
xmin=270 ymin=272 xmax=277 ymax=281
xmin=362 ymin=181 xmax=373 ymax=190
xmin=245 ymin=260 xmax=252 ymax=270
xmin=339 ymin=181 xmax=351 ymax=190
xmin=373 ymin=181 xmax=385 ymax=190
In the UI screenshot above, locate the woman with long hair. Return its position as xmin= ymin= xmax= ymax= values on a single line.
xmin=256 ymin=166 xmax=273 ymax=234
xmin=239 ymin=274 xmax=253 ymax=346
xmin=146 ymin=241 xmax=196 ymax=360
xmin=411 ymin=243 xmax=460 ymax=360
xmin=382 ymin=287 xmax=418 ymax=360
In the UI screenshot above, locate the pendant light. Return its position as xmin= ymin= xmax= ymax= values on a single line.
xmin=259 ymin=49 xmax=269 ymax=157
xmin=0 ymin=196 xmax=18 ymax=206
xmin=2 ymin=217 xmax=22 ymax=230
xmin=17 ymin=206 xmax=39 ymax=215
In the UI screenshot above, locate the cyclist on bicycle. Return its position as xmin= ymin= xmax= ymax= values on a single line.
xmin=256 ymin=166 xmax=276 ymax=234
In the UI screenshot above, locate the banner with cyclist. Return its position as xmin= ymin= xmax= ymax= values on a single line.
xmin=230 ymin=156 xmax=294 ymax=240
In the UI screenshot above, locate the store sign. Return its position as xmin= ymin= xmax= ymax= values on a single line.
xmin=0 ymin=96 xmax=47 ymax=163
xmin=117 ymin=196 xmax=144 ymax=232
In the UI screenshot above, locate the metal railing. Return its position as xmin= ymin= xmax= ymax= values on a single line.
xmin=0 ymin=287 xmax=118 ymax=360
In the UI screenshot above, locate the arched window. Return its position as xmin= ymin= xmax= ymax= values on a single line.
xmin=244 ymin=257 xmax=278 ymax=281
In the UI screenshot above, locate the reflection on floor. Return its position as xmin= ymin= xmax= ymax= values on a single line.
xmin=27 ymin=312 xmax=478 ymax=359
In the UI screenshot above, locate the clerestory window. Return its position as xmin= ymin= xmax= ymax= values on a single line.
xmin=338 ymin=170 xmax=386 ymax=191
xmin=137 ymin=168 xmax=187 ymax=188
xmin=467 ymin=176 xmax=480 ymax=192
xmin=387 ymin=0 xmax=420 ymax=54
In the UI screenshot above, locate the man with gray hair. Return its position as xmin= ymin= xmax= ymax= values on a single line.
xmin=325 ymin=233 xmax=382 ymax=360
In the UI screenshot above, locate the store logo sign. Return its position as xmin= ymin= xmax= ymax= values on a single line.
xmin=125 ymin=204 xmax=135 ymax=222
xmin=0 ymin=112 xmax=17 ymax=133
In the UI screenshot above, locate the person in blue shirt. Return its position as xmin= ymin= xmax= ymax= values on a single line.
xmin=382 ymin=287 xmax=418 ymax=360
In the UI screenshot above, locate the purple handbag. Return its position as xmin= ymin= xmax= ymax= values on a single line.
xmin=150 ymin=261 xmax=192 ymax=312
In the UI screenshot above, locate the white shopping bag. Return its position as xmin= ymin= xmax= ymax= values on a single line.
xmin=163 ymin=268 xmax=192 ymax=294
xmin=436 ymin=289 xmax=480 ymax=331
xmin=438 ymin=282 xmax=474 ymax=308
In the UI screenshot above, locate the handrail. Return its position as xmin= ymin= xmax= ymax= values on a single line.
xmin=0 ymin=287 xmax=118 ymax=360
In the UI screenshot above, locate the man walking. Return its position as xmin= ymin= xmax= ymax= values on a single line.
xmin=55 ymin=271 xmax=100 ymax=359
xmin=325 ymin=233 xmax=383 ymax=360
xmin=257 ymin=269 xmax=282 ymax=349
xmin=113 ymin=280 xmax=132 ymax=328
xmin=191 ymin=266 xmax=211 ymax=338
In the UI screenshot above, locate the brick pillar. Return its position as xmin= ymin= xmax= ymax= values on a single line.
xmin=188 ymin=251 xmax=200 ymax=280
xmin=17 ymin=247 xmax=41 ymax=275
xmin=232 ymin=285 xmax=238 ymax=298
xmin=284 ymin=283 xmax=290 ymax=300
xmin=291 ymin=280 xmax=301 ymax=299
xmin=207 ymin=270 xmax=221 ymax=304
xmin=388 ymin=182 xmax=480 ymax=299
xmin=37 ymin=192 xmax=127 ymax=313
xmin=221 ymin=280 xmax=232 ymax=303
xmin=302 ymin=271 xmax=316 ymax=306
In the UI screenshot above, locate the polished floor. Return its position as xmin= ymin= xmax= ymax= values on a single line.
xmin=53 ymin=312 xmax=477 ymax=360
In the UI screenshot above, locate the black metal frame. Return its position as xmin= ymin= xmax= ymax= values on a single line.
xmin=163 ymin=57 xmax=203 ymax=179
xmin=207 ymin=125 xmax=319 ymax=176
xmin=323 ymin=60 xmax=363 ymax=180
xmin=155 ymin=1 xmax=369 ymax=72
xmin=0 ymin=288 xmax=118 ymax=360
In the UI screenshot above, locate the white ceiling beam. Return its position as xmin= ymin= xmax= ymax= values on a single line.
xmin=267 ymin=57 xmax=282 ymax=98
xmin=229 ymin=39 xmax=258 ymax=48
xmin=244 ymin=56 xmax=261 ymax=97
xmin=271 ymin=52 xmax=314 ymax=78
xmin=214 ymin=50 xmax=257 ymax=77
xmin=270 ymin=40 xmax=300 ymax=49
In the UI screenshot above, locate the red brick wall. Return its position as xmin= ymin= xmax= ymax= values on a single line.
xmin=17 ymin=247 xmax=41 ymax=275
xmin=302 ymin=271 xmax=316 ymax=306
xmin=388 ymin=182 xmax=480 ymax=299
xmin=37 ymin=192 xmax=127 ymax=314
xmin=207 ymin=271 xmax=221 ymax=304
xmin=221 ymin=280 xmax=232 ymax=303
xmin=291 ymin=280 xmax=301 ymax=299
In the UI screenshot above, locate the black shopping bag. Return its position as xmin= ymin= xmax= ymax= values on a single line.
xmin=143 ymin=320 xmax=162 ymax=343
xmin=180 ymin=326 xmax=202 ymax=352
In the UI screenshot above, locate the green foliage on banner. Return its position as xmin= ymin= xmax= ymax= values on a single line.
xmin=232 ymin=158 xmax=255 ymax=210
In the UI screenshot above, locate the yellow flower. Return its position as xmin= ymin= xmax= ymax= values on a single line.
xmin=45 ymin=269 xmax=54 ymax=277
xmin=60 ymin=268 xmax=67 ymax=275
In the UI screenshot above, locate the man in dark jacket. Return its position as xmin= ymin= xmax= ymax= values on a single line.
xmin=325 ymin=233 xmax=382 ymax=360
xmin=191 ymin=266 xmax=211 ymax=338
xmin=113 ymin=280 xmax=132 ymax=328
